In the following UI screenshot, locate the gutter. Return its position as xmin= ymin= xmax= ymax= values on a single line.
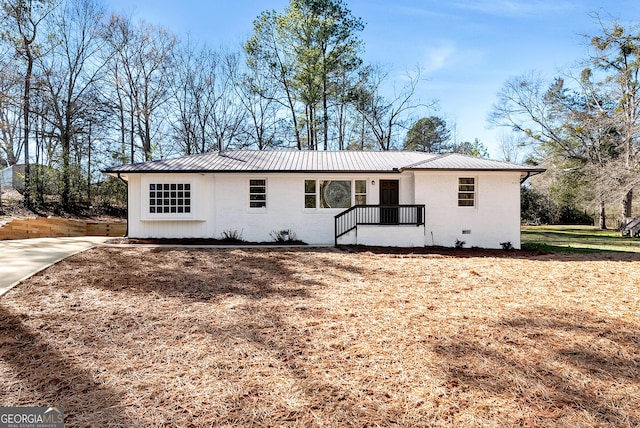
xmin=520 ymin=170 xmax=545 ymax=184
xmin=103 ymin=169 xmax=406 ymax=175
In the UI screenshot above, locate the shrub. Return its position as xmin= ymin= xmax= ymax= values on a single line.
xmin=270 ymin=229 xmax=298 ymax=243
xmin=500 ymin=241 xmax=514 ymax=250
xmin=558 ymin=205 xmax=594 ymax=225
xmin=220 ymin=229 xmax=244 ymax=243
xmin=454 ymin=239 xmax=466 ymax=249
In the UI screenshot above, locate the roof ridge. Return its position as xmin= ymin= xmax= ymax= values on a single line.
xmin=400 ymin=152 xmax=450 ymax=169
xmin=447 ymin=152 xmax=536 ymax=167
xmin=103 ymin=149 xmax=544 ymax=175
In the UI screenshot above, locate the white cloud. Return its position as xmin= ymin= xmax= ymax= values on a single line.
xmin=422 ymin=40 xmax=458 ymax=73
xmin=420 ymin=40 xmax=485 ymax=75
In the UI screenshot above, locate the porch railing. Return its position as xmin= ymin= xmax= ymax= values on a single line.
xmin=334 ymin=204 xmax=425 ymax=245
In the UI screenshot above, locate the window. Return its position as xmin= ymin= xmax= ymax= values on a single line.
xmin=304 ymin=179 xmax=366 ymax=208
xmin=304 ymin=180 xmax=316 ymax=208
xmin=149 ymin=183 xmax=191 ymax=214
xmin=458 ymin=177 xmax=475 ymax=207
xmin=355 ymin=180 xmax=367 ymax=205
xmin=320 ymin=180 xmax=351 ymax=208
xmin=249 ymin=179 xmax=266 ymax=208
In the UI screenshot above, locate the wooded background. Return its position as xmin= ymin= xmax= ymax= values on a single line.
xmin=0 ymin=0 xmax=638 ymax=227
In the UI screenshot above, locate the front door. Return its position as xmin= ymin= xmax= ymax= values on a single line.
xmin=379 ymin=180 xmax=399 ymax=224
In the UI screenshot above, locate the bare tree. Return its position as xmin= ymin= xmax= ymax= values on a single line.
xmin=209 ymin=50 xmax=247 ymax=151
xmin=331 ymin=65 xmax=365 ymax=150
xmin=354 ymin=65 xmax=426 ymax=151
xmin=99 ymin=14 xmax=135 ymax=163
xmin=235 ymin=49 xmax=284 ymax=150
xmin=589 ymin=19 xmax=640 ymax=222
xmin=170 ymin=43 xmax=250 ymax=154
xmin=497 ymin=130 xmax=525 ymax=163
xmin=0 ymin=59 xmax=23 ymax=166
xmin=37 ymin=0 xmax=108 ymax=209
xmin=489 ymin=71 xmax=623 ymax=228
xmin=102 ymin=15 xmax=176 ymax=162
xmin=170 ymin=38 xmax=214 ymax=155
xmin=2 ymin=0 xmax=58 ymax=208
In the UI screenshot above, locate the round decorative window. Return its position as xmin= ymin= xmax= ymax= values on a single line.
xmin=321 ymin=180 xmax=351 ymax=208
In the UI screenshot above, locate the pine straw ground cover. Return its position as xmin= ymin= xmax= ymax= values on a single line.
xmin=1 ymin=247 xmax=639 ymax=427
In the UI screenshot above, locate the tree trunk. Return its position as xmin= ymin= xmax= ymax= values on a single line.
xmin=129 ymin=107 xmax=135 ymax=163
xmin=337 ymin=102 xmax=345 ymax=150
xmin=360 ymin=114 xmax=365 ymax=149
xmin=323 ymin=77 xmax=328 ymax=151
xmin=61 ymin=129 xmax=71 ymax=210
xmin=599 ymin=200 xmax=606 ymax=230
xmin=22 ymin=44 xmax=33 ymax=210
xmin=115 ymin=64 xmax=127 ymax=162
xmin=623 ymin=188 xmax=633 ymax=223
xmin=306 ymin=105 xmax=311 ymax=150
xmin=282 ymin=79 xmax=301 ymax=150
xmin=87 ymin=122 xmax=92 ymax=205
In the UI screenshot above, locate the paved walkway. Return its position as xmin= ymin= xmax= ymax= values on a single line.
xmin=0 ymin=236 xmax=110 ymax=296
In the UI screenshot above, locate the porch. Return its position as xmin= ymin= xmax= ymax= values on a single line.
xmin=334 ymin=205 xmax=426 ymax=247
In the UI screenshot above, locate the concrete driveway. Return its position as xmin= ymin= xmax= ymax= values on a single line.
xmin=0 ymin=236 xmax=110 ymax=296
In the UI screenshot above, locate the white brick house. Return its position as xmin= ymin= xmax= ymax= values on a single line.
xmin=103 ymin=150 xmax=543 ymax=249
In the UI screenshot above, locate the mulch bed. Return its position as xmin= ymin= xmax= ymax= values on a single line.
xmin=1 ymin=247 xmax=639 ymax=426
xmin=106 ymin=238 xmax=307 ymax=245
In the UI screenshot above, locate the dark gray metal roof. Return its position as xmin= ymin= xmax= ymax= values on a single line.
xmin=103 ymin=150 xmax=544 ymax=175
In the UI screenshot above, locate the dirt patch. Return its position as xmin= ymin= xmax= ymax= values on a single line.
xmin=0 ymin=189 xmax=31 ymax=220
xmin=1 ymin=248 xmax=639 ymax=426
xmin=0 ymin=189 xmax=125 ymax=223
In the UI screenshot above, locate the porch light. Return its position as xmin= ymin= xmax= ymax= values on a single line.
xmin=371 ymin=180 xmax=375 ymax=185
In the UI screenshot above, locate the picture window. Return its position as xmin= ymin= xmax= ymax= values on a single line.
xmin=304 ymin=180 xmax=365 ymax=208
xmin=149 ymin=183 xmax=191 ymax=214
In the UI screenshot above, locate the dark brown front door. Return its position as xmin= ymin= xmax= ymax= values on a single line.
xmin=379 ymin=180 xmax=399 ymax=224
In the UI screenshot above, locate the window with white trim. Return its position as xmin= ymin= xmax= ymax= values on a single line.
xmin=249 ymin=179 xmax=267 ymax=208
xmin=149 ymin=183 xmax=191 ymax=214
xmin=320 ymin=180 xmax=351 ymax=208
xmin=458 ymin=177 xmax=475 ymax=207
xmin=303 ymin=179 xmax=365 ymax=208
xmin=304 ymin=180 xmax=316 ymax=208
xmin=355 ymin=180 xmax=367 ymax=205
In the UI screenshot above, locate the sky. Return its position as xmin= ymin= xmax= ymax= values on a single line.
xmin=105 ymin=0 xmax=640 ymax=158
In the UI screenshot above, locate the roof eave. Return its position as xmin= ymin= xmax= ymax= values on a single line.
xmin=104 ymin=167 xmax=546 ymax=175
xmin=102 ymin=168 xmax=407 ymax=175
xmin=402 ymin=167 xmax=546 ymax=173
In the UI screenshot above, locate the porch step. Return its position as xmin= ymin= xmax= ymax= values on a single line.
xmin=334 ymin=204 xmax=425 ymax=245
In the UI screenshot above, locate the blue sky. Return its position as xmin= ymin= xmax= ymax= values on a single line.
xmin=106 ymin=0 xmax=640 ymax=158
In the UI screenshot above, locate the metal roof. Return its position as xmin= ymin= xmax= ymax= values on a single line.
xmin=103 ymin=150 xmax=544 ymax=175
xmin=403 ymin=153 xmax=543 ymax=172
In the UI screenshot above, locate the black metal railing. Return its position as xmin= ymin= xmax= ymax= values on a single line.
xmin=334 ymin=204 xmax=425 ymax=245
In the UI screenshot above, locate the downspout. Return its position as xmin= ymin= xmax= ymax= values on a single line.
xmin=117 ymin=172 xmax=129 ymax=237
xmin=520 ymin=172 xmax=532 ymax=185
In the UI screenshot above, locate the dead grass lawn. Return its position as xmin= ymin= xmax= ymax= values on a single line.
xmin=1 ymin=247 xmax=639 ymax=427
